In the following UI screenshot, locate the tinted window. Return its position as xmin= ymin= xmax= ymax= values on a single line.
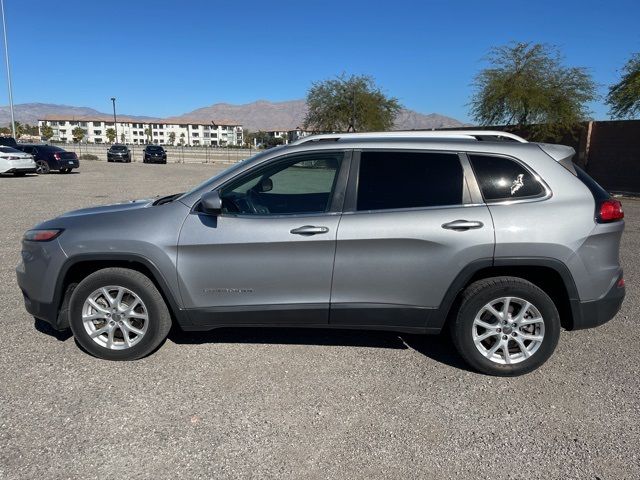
xmin=575 ymin=165 xmax=610 ymax=201
xmin=111 ymin=145 xmax=128 ymax=151
xmin=220 ymin=153 xmax=343 ymax=215
xmin=357 ymin=151 xmax=463 ymax=211
xmin=0 ymin=146 xmax=20 ymax=153
xmin=468 ymin=154 xmax=544 ymax=201
xmin=147 ymin=146 xmax=163 ymax=152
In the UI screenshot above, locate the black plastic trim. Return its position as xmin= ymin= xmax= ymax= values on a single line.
xmin=40 ymin=253 xmax=189 ymax=330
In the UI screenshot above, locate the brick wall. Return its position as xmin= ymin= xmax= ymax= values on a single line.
xmin=584 ymin=120 xmax=640 ymax=194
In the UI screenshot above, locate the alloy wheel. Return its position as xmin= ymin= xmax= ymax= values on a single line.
xmin=82 ymin=285 xmax=149 ymax=350
xmin=35 ymin=160 xmax=50 ymax=174
xmin=472 ymin=296 xmax=545 ymax=365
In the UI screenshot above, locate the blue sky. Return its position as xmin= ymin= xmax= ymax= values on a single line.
xmin=2 ymin=0 xmax=639 ymax=122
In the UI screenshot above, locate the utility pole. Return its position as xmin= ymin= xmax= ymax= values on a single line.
xmin=111 ymin=97 xmax=118 ymax=143
xmin=1 ymin=0 xmax=16 ymax=138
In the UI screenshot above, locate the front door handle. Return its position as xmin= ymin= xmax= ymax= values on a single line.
xmin=290 ymin=225 xmax=329 ymax=235
xmin=442 ymin=220 xmax=484 ymax=231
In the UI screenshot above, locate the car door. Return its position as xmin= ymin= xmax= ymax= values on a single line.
xmin=330 ymin=149 xmax=494 ymax=330
xmin=177 ymin=150 xmax=351 ymax=328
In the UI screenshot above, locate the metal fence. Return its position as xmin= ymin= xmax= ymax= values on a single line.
xmin=53 ymin=142 xmax=258 ymax=165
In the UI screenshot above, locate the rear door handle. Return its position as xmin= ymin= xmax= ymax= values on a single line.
xmin=290 ymin=225 xmax=329 ymax=235
xmin=442 ymin=220 xmax=484 ymax=231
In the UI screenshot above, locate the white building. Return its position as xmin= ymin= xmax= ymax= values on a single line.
xmin=38 ymin=116 xmax=244 ymax=147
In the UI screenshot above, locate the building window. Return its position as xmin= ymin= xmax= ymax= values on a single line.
xmin=94 ymin=130 xmax=102 ymax=135
xmin=192 ymin=132 xmax=199 ymax=137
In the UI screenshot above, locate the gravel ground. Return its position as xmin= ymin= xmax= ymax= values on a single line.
xmin=1 ymin=161 xmax=639 ymax=480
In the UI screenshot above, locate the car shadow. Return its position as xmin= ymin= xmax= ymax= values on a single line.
xmin=34 ymin=318 xmax=73 ymax=341
xmin=169 ymin=327 xmax=472 ymax=371
xmin=32 ymin=317 xmax=471 ymax=371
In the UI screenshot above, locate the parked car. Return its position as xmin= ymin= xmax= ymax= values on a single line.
xmin=16 ymin=131 xmax=625 ymax=375
xmin=142 ymin=145 xmax=167 ymax=164
xmin=0 ymin=136 xmax=18 ymax=147
xmin=0 ymin=145 xmax=37 ymax=176
xmin=14 ymin=144 xmax=79 ymax=174
xmin=107 ymin=144 xmax=131 ymax=163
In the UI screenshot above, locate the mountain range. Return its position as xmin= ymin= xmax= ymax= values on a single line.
xmin=0 ymin=100 xmax=465 ymax=131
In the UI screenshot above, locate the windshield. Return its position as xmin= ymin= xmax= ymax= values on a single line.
xmin=111 ymin=145 xmax=127 ymax=151
xmin=147 ymin=146 xmax=163 ymax=152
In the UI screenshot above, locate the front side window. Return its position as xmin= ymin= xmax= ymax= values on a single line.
xmin=468 ymin=154 xmax=545 ymax=201
xmin=356 ymin=151 xmax=463 ymax=211
xmin=220 ymin=152 xmax=343 ymax=215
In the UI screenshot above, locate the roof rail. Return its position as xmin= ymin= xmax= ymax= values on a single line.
xmin=291 ymin=130 xmax=528 ymax=145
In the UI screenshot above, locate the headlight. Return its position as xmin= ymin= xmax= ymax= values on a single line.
xmin=23 ymin=229 xmax=64 ymax=242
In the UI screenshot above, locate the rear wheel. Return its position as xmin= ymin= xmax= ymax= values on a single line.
xmin=69 ymin=268 xmax=172 ymax=360
xmin=35 ymin=160 xmax=50 ymax=174
xmin=451 ymin=277 xmax=560 ymax=376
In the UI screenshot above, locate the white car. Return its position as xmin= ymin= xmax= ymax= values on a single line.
xmin=0 ymin=146 xmax=37 ymax=176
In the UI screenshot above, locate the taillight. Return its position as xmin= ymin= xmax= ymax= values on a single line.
xmin=53 ymin=153 xmax=61 ymax=160
xmin=597 ymin=199 xmax=624 ymax=223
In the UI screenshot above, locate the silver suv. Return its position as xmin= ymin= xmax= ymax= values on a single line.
xmin=16 ymin=131 xmax=625 ymax=375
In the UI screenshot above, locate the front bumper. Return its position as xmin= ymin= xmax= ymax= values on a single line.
xmin=108 ymin=154 xmax=130 ymax=162
xmin=144 ymin=156 xmax=166 ymax=163
xmin=16 ymin=239 xmax=69 ymax=329
xmin=571 ymin=279 xmax=625 ymax=330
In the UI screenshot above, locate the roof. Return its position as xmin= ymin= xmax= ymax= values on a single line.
xmin=291 ymin=130 xmax=528 ymax=145
xmin=40 ymin=115 xmax=242 ymax=127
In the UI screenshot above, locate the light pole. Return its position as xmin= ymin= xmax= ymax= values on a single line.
xmin=1 ymin=0 xmax=16 ymax=138
xmin=110 ymin=97 xmax=117 ymax=143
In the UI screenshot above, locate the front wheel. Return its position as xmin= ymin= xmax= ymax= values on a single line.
xmin=35 ymin=160 xmax=50 ymax=174
xmin=451 ymin=277 xmax=560 ymax=376
xmin=69 ymin=268 xmax=172 ymax=360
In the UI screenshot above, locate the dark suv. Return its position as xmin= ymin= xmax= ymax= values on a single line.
xmin=107 ymin=144 xmax=131 ymax=163
xmin=14 ymin=144 xmax=79 ymax=174
xmin=143 ymin=145 xmax=167 ymax=164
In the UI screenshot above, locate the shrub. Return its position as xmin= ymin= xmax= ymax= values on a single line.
xmin=79 ymin=153 xmax=99 ymax=161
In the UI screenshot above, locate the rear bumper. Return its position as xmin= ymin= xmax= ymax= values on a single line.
xmin=571 ymin=280 xmax=625 ymax=330
xmin=4 ymin=167 xmax=37 ymax=174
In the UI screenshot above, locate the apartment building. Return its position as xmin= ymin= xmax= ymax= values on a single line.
xmin=38 ymin=116 xmax=244 ymax=147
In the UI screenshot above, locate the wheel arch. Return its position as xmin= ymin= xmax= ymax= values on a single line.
xmin=431 ymin=257 xmax=581 ymax=331
xmin=53 ymin=253 xmax=189 ymax=329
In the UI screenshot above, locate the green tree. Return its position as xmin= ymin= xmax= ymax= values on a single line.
xmin=72 ymin=126 xmax=86 ymax=143
xmin=105 ymin=128 xmax=116 ymax=143
xmin=145 ymin=128 xmax=152 ymax=143
xmin=606 ymin=53 xmax=640 ymax=119
xmin=470 ymin=42 xmax=597 ymax=140
xmin=168 ymin=131 xmax=176 ymax=145
xmin=179 ymin=132 xmax=185 ymax=146
xmin=40 ymin=124 xmax=54 ymax=141
xmin=120 ymin=132 xmax=125 ymax=143
xmin=304 ymin=73 xmax=401 ymax=132
xmin=14 ymin=121 xmax=23 ymax=138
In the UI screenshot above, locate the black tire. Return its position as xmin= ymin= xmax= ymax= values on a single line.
xmin=451 ymin=276 xmax=560 ymax=376
xmin=68 ymin=268 xmax=172 ymax=360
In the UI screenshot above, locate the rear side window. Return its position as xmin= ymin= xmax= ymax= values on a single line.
xmin=468 ymin=154 xmax=545 ymax=201
xmin=574 ymin=165 xmax=610 ymax=201
xmin=357 ymin=151 xmax=463 ymax=211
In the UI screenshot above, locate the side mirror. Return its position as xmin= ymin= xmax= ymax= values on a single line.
xmin=200 ymin=191 xmax=222 ymax=214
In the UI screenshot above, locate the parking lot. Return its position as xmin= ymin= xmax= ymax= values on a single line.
xmin=1 ymin=160 xmax=639 ymax=479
